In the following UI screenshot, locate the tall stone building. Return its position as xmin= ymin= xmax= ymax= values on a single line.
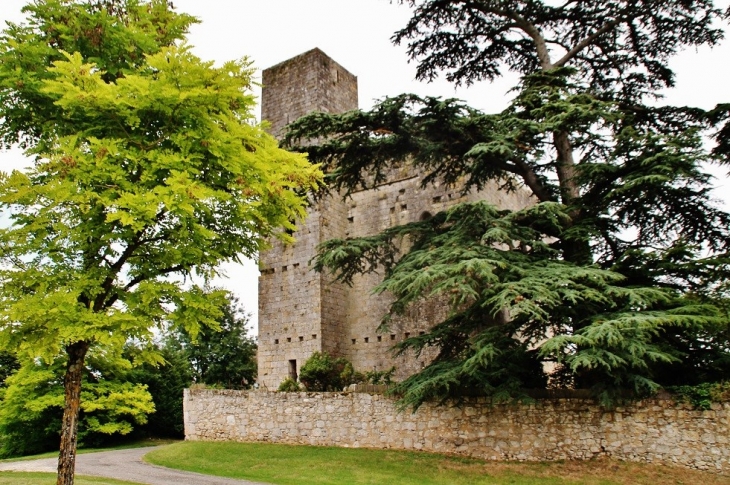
xmin=256 ymin=48 xmax=531 ymax=390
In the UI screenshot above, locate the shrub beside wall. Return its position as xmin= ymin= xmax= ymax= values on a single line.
xmin=184 ymin=389 xmax=729 ymax=473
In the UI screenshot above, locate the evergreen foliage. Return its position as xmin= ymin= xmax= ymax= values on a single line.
xmin=286 ymin=0 xmax=730 ymax=408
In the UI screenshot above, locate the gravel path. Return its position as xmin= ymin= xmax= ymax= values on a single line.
xmin=0 ymin=447 xmax=270 ymax=485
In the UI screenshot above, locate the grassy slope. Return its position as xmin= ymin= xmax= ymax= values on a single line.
xmin=0 ymin=472 xmax=143 ymax=485
xmin=145 ymin=441 xmax=730 ymax=485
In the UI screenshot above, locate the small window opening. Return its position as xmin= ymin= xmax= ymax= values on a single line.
xmin=432 ymin=196 xmax=441 ymax=203
xmin=390 ymin=334 xmax=396 ymax=340
xmin=286 ymin=337 xmax=291 ymax=343
xmin=404 ymin=332 xmax=411 ymax=339
xmin=274 ymin=339 xmax=279 ymax=345
xmin=288 ymin=359 xmax=298 ymax=381
xmin=364 ymin=337 xmax=369 ymax=343
xmin=401 ymin=204 xmax=408 ymax=211
xmin=351 ymin=338 xmax=356 ymax=344
xmin=282 ymin=265 xmax=288 ymax=272
xmin=377 ymin=336 xmax=382 ymax=342
xmin=348 ymin=216 xmax=354 ymax=223
xmin=312 ymin=334 xmax=317 ymax=340
xmin=299 ymin=336 xmax=304 ymax=342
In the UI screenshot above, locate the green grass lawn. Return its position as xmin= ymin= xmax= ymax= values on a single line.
xmin=0 ymin=472 xmax=143 ymax=485
xmin=145 ymin=441 xmax=730 ymax=485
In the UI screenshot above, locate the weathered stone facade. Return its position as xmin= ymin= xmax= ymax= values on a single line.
xmin=184 ymin=389 xmax=730 ymax=474
xmin=257 ymin=49 xmax=532 ymax=389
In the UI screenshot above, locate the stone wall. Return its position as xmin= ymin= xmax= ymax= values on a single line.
xmin=256 ymin=48 xmax=535 ymax=389
xmin=257 ymin=48 xmax=357 ymax=389
xmin=184 ymin=389 xmax=729 ymax=474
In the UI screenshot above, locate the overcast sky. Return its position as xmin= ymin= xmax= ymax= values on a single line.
xmin=1 ymin=0 xmax=729 ymax=331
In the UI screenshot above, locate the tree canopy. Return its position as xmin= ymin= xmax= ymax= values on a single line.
xmin=285 ymin=0 xmax=730 ymax=408
xmin=0 ymin=0 xmax=321 ymax=482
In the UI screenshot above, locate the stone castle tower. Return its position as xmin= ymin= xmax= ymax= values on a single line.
xmin=257 ymin=49 xmax=531 ymax=390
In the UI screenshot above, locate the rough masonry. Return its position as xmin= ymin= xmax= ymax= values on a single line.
xmin=257 ymin=49 xmax=532 ymax=389
xmin=184 ymin=389 xmax=730 ymax=474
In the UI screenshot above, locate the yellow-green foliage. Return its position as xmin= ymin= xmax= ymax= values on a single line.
xmin=0 ymin=356 xmax=154 ymax=457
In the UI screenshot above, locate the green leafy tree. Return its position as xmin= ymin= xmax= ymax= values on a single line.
xmin=0 ymin=1 xmax=321 ymax=483
xmin=285 ymin=0 xmax=730 ymax=408
xmin=177 ymin=296 xmax=257 ymax=390
xmin=0 ymin=351 xmax=19 ymax=387
xmin=127 ymin=342 xmax=193 ymax=439
xmin=0 ymin=352 xmax=154 ymax=457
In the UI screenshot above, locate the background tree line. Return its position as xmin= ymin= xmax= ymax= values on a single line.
xmin=0 ymin=293 xmax=256 ymax=457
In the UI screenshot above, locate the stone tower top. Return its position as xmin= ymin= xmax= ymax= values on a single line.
xmin=261 ymin=48 xmax=358 ymax=139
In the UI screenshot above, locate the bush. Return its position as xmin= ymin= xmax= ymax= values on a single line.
xmin=277 ymin=377 xmax=301 ymax=392
xmin=365 ymin=367 xmax=396 ymax=385
xmin=298 ymin=352 xmax=368 ymax=391
xmin=669 ymin=381 xmax=730 ymax=410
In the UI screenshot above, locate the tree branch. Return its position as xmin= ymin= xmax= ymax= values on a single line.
xmin=464 ymin=1 xmax=554 ymax=69
xmin=554 ymin=19 xmax=621 ymax=68
xmin=512 ymin=158 xmax=555 ymax=202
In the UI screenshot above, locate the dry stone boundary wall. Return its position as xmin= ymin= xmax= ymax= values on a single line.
xmin=184 ymin=389 xmax=729 ymax=473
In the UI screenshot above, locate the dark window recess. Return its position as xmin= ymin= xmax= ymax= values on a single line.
xmin=390 ymin=334 xmax=396 ymax=340
xmin=289 ymin=359 xmax=298 ymax=381
xmin=351 ymin=338 xmax=356 ymax=344
xmin=348 ymin=216 xmax=354 ymax=223
xmin=286 ymin=337 xmax=291 ymax=343
xmin=274 ymin=339 xmax=279 ymax=345
xmin=312 ymin=334 xmax=317 ymax=339
xmin=399 ymin=189 xmax=406 ymax=195
xmin=364 ymin=337 xmax=369 ymax=343
xmin=432 ymin=196 xmax=441 ymax=203
xmin=282 ymin=265 xmax=287 ymax=272
xmin=299 ymin=336 xmax=304 ymax=342
xmin=293 ymin=263 xmax=299 ymax=269
xmin=404 ymin=332 xmax=411 ymax=338
xmin=401 ymin=204 xmax=408 ymax=211
xmin=377 ymin=336 xmax=382 ymax=342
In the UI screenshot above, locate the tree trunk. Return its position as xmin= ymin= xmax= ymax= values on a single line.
xmin=553 ymin=130 xmax=592 ymax=265
xmin=57 ymin=341 xmax=89 ymax=485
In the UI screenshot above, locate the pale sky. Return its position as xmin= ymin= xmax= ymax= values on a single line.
xmin=1 ymin=0 xmax=729 ymax=331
